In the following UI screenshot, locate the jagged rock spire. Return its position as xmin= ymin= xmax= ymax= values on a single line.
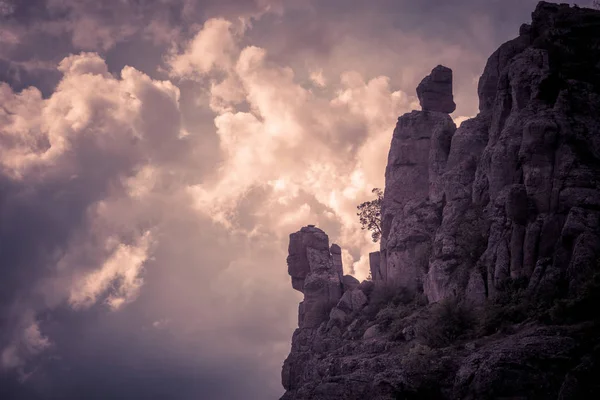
xmin=286 ymin=226 xmax=343 ymax=328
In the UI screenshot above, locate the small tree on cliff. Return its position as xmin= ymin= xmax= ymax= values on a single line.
xmin=357 ymin=188 xmax=383 ymax=243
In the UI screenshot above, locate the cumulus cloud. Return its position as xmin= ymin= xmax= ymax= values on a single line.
xmin=0 ymin=51 xmax=188 ymax=372
xmin=168 ymin=18 xmax=419 ymax=280
xmin=167 ymin=18 xmax=240 ymax=78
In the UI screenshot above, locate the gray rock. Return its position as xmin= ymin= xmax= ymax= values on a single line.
xmin=287 ymin=226 xmax=343 ymax=328
xmin=337 ymin=288 xmax=368 ymax=313
xmin=368 ymin=251 xmax=381 ymax=281
xmin=387 ymin=0 xmax=600 ymax=304
xmin=342 ymin=274 xmax=360 ymax=292
xmin=330 ymin=243 xmax=344 ymax=278
xmin=416 ymin=65 xmax=456 ymax=113
xmin=454 ymin=327 xmax=577 ymax=399
xmin=327 ymin=307 xmax=348 ymax=329
xmin=287 ymin=226 xmax=330 ymax=292
xmin=362 ymin=324 xmax=381 ymax=340
xmin=356 ymin=280 xmax=375 ymax=296
xmin=401 ymin=326 xmax=415 ymax=341
xmin=380 ymin=110 xmax=455 ymax=294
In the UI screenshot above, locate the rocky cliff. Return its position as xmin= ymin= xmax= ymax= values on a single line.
xmin=281 ymin=3 xmax=600 ymax=399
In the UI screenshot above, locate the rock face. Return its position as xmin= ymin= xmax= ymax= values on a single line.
xmin=368 ymin=251 xmax=382 ymax=281
xmin=416 ymin=65 xmax=456 ymax=113
xmin=380 ymin=0 xmax=600 ymax=304
xmin=281 ymin=3 xmax=600 ymax=399
xmin=380 ymin=109 xmax=455 ymax=294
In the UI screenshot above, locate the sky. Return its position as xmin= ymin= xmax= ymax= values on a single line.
xmin=0 ymin=0 xmax=595 ymax=399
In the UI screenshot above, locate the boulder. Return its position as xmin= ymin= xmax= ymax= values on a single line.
xmin=287 ymin=225 xmax=329 ymax=292
xmin=416 ymin=65 xmax=456 ymax=113
xmin=342 ymin=274 xmax=360 ymax=292
xmin=356 ymin=280 xmax=375 ymax=296
xmin=362 ymin=324 xmax=381 ymax=340
xmin=337 ymin=288 xmax=368 ymax=313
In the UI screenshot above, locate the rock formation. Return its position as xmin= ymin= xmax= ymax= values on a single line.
xmin=379 ymin=0 xmax=600 ymax=305
xmin=287 ymin=226 xmax=344 ymax=328
xmin=330 ymin=244 xmax=344 ymax=280
xmin=380 ymin=107 xmax=454 ymax=294
xmin=281 ymin=3 xmax=600 ymax=399
xmin=368 ymin=251 xmax=382 ymax=281
xmin=416 ymin=65 xmax=456 ymax=113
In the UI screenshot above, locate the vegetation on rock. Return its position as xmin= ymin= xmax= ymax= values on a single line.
xmin=356 ymin=188 xmax=383 ymax=243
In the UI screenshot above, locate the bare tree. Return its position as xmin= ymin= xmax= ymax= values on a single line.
xmin=357 ymin=188 xmax=383 ymax=243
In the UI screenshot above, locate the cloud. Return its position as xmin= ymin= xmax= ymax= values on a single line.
xmin=68 ymin=231 xmax=152 ymax=310
xmin=0 ymin=51 xmax=187 ymax=372
xmin=1 ymin=320 xmax=50 ymax=371
xmin=2 ymin=14 xmax=410 ymax=388
xmin=167 ymin=18 xmax=240 ymax=78
xmin=0 ymin=0 xmax=284 ymax=98
xmin=309 ymin=69 xmax=326 ymax=87
xmin=168 ymin=19 xmax=418 ymax=281
xmin=0 ymin=43 xmax=301 ymax=398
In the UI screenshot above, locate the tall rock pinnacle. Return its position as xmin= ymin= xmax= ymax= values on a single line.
xmin=416 ymin=65 xmax=456 ymax=113
xmin=286 ymin=226 xmax=343 ymax=328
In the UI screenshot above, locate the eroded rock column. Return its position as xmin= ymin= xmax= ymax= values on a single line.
xmin=287 ymin=225 xmax=343 ymax=328
xmin=380 ymin=66 xmax=457 ymax=293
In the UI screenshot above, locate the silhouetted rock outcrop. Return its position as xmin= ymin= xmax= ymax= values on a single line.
xmin=281 ymin=3 xmax=600 ymax=399
xmin=287 ymin=226 xmax=343 ymax=328
xmin=416 ymin=65 xmax=457 ymax=113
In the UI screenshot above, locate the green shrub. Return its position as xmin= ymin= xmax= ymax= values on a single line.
xmin=369 ymin=281 xmax=415 ymax=309
xmin=478 ymin=268 xmax=600 ymax=332
xmin=479 ymin=278 xmax=531 ymax=335
xmin=418 ymin=297 xmax=477 ymax=348
xmin=362 ymin=304 xmax=380 ymax=319
xmin=546 ymin=271 xmax=600 ymax=325
xmin=389 ymin=318 xmax=407 ymax=341
xmin=400 ymin=343 xmax=436 ymax=368
xmin=375 ymin=303 xmax=410 ymax=330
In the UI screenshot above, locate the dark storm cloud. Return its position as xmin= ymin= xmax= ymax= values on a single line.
xmin=0 ymin=0 xmax=280 ymax=95
xmin=1 ymin=284 xmax=287 ymax=399
xmin=0 ymin=46 xmax=296 ymax=398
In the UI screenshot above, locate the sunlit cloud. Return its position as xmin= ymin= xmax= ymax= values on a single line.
xmin=169 ymin=18 xmax=417 ymax=282
xmin=69 ymin=231 xmax=153 ymax=310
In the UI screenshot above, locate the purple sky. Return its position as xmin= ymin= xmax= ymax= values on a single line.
xmin=0 ymin=1 xmax=593 ymax=398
